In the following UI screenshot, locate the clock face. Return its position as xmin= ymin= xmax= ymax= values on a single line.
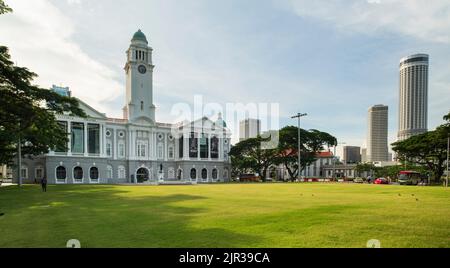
xmin=138 ymin=65 xmax=147 ymax=74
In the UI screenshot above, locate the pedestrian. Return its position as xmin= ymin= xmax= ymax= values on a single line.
xmin=41 ymin=177 xmax=47 ymax=192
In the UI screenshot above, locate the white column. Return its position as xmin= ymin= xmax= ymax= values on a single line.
xmin=184 ymin=135 xmax=189 ymax=160
xmin=67 ymin=121 xmax=72 ymax=156
xmin=164 ymin=133 xmax=168 ymax=161
xmin=113 ymin=128 xmax=117 ymax=160
xmin=197 ymin=133 xmax=201 ymax=160
xmin=99 ymin=124 xmax=103 ymax=156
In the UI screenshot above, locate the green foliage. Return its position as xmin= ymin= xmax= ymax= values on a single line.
xmin=229 ymin=135 xmax=277 ymax=181
xmin=0 ymin=45 xmax=86 ymax=164
xmin=0 ymin=0 xmax=12 ymax=14
xmin=229 ymin=126 xmax=337 ymax=181
xmin=392 ymin=113 xmax=450 ymax=182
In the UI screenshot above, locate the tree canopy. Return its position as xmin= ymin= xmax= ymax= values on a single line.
xmin=229 ymin=126 xmax=337 ymax=181
xmin=0 ymin=33 xmax=86 ymax=164
xmin=392 ymin=111 xmax=450 ymax=182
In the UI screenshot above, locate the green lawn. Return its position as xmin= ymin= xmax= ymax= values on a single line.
xmin=0 ymin=183 xmax=449 ymax=248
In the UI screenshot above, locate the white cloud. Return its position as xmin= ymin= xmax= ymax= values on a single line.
xmin=287 ymin=0 xmax=450 ymax=43
xmin=0 ymin=0 xmax=123 ymax=117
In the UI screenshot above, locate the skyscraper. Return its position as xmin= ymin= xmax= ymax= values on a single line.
xmin=239 ymin=118 xmax=261 ymax=141
xmin=398 ymin=54 xmax=429 ymax=141
xmin=342 ymin=146 xmax=361 ymax=164
xmin=367 ymin=105 xmax=389 ymax=162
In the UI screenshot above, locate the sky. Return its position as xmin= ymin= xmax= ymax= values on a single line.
xmin=1 ymin=0 xmax=449 ymax=152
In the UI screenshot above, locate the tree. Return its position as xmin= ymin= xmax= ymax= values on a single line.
xmin=355 ymin=163 xmax=377 ymax=177
xmin=275 ymin=126 xmax=337 ymax=181
xmin=229 ymin=136 xmax=278 ymax=182
xmin=0 ymin=27 xmax=86 ymax=164
xmin=392 ymin=112 xmax=450 ymax=183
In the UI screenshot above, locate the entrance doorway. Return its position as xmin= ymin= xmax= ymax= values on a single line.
xmin=136 ymin=168 xmax=149 ymax=183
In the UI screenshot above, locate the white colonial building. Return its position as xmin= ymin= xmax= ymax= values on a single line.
xmin=14 ymin=30 xmax=231 ymax=185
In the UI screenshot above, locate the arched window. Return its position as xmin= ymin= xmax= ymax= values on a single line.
xmin=212 ymin=169 xmax=218 ymax=180
xmin=177 ymin=169 xmax=183 ymax=180
xmin=168 ymin=168 xmax=175 ymax=179
xmin=73 ymin=166 xmax=83 ymax=181
xmin=190 ymin=168 xmax=196 ymax=180
xmin=56 ymin=166 xmax=66 ymax=181
xmin=90 ymin=167 xmax=99 ymax=180
xmin=202 ymin=168 xmax=207 ymax=180
xmin=107 ymin=165 xmax=113 ymax=179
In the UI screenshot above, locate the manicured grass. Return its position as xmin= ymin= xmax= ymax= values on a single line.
xmin=0 ymin=183 xmax=449 ymax=248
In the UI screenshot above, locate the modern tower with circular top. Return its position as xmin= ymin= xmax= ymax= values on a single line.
xmin=397 ymin=54 xmax=429 ymax=141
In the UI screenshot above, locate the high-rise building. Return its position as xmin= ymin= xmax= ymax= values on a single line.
xmin=239 ymin=118 xmax=261 ymax=141
xmin=367 ymin=105 xmax=389 ymax=162
xmin=342 ymin=146 xmax=361 ymax=164
xmin=361 ymin=148 xmax=367 ymax=163
xmin=398 ymin=54 xmax=429 ymax=141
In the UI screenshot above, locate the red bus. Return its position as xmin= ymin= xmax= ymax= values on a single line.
xmin=398 ymin=171 xmax=421 ymax=185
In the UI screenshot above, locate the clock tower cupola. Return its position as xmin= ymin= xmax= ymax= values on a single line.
xmin=124 ymin=29 xmax=155 ymax=123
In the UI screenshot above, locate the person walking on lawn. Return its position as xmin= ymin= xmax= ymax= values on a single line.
xmin=41 ymin=177 xmax=47 ymax=192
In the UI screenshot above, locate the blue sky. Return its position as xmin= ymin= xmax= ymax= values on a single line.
xmin=1 ymin=0 xmax=449 ymax=152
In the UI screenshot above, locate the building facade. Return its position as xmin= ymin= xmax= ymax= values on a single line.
xmin=397 ymin=54 xmax=429 ymax=141
xmin=239 ymin=118 xmax=261 ymax=141
xmin=342 ymin=146 xmax=361 ymax=164
xmin=13 ymin=30 xmax=232 ymax=185
xmin=367 ymin=105 xmax=389 ymax=162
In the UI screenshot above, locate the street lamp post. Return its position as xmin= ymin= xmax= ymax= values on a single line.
xmin=291 ymin=113 xmax=307 ymax=181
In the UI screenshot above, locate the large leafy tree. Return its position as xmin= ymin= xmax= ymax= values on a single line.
xmin=392 ymin=112 xmax=450 ymax=183
xmin=229 ymin=136 xmax=277 ymax=181
xmin=0 ymin=2 xmax=86 ymax=164
xmin=276 ymin=126 xmax=337 ymax=181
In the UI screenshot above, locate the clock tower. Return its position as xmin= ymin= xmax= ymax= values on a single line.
xmin=124 ymin=29 xmax=155 ymax=123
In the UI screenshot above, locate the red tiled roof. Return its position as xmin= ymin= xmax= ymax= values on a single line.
xmin=279 ymin=149 xmax=334 ymax=158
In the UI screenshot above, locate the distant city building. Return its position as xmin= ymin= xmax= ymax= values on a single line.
xmin=51 ymin=85 xmax=71 ymax=97
xmin=239 ymin=118 xmax=261 ymax=141
xmin=361 ymin=148 xmax=367 ymax=162
xmin=397 ymin=54 xmax=429 ymax=141
xmin=342 ymin=146 xmax=361 ymax=164
xmin=367 ymin=105 xmax=389 ymax=162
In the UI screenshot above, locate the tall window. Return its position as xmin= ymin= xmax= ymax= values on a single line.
xmin=168 ymin=146 xmax=174 ymax=159
xmin=118 ymin=166 xmax=126 ymax=179
xmin=118 ymin=142 xmax=125 ymax=158
xmin=179 ymin=136 xmax=183 ymax=158
xmin=73 ymin=166 xmax=83 ymax=181
xmin=35 ymin=167 xmax=44 ymax=180
xmin=200 ymin=134 xmax=208 ymax=158
xmin=106 ymin=141 xmax=112 ymax=157
xmin=202 ymin=168 xmax=207 ymax=180
xmin=141 ymin=101 xmax=144 ymax=111
xmin=88 ymin=124 xmax=100 ymax=154
xmin=90 ymin=167 xmax=99 ymax=180
xmin=20 ymin=166 xmax=28 ymax=179
xmin=189 ymin=132 xmax=198 ymax=158
xmin=56 ymin=121 xmax=68 ymax=152
xmin=158 ymin=144 xmax=163 ymax=159
xmin=210 ymin=136 xmax=219 ymax=159
xmin=212 ymin=169 xmax=218 ymax=180
xmin=137 ymin=141 xmax=147 ymax=157
xmin=56 ymin=166 xmax=66 ymax=181
xmin=71 ymin=122 xmax=84 ymax=154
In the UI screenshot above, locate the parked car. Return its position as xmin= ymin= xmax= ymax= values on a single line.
xmin=374 ymin=178 xmax=389 ymax=184
xmin=353 ymin=178 xmax=364 ymax=184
